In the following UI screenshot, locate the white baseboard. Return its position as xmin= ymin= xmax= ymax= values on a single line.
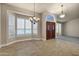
xmin=0 ymin=38 xmax=42 ymax=48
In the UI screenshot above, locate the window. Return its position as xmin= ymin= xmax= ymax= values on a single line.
xmin=33 ymin=23 xmax=38 ymax=35
xmin=8 ymin=13 xmax=39 ymax=38
xmin=56 ymin=23 xmax=62 ymax=35
xmin=16 ymin=16 xmax=38 ymax=36
xmin=17 ymin=18 xmax=25 ymax=35
xmin=17 ymin=17 xmax=32 ymax=36
xmin=25 ymin=20 xmax=32 ymax=34
xmin=8 ymin=13 xmax=15 ymax=39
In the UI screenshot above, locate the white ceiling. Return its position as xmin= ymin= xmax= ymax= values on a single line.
xmin=7 ymin=3 xmax=79 ymax=13
xmin=7 ymin=3 xmax=79 ymax=22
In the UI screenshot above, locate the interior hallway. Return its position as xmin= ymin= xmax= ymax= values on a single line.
xmin=0 ymin=39 xmax=79 ymax=56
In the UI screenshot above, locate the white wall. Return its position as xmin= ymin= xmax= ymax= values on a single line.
xmin=63 ymin=18 xmax=79 ymax=37
xmin=42 ymin=12 xmax=46 ymax=40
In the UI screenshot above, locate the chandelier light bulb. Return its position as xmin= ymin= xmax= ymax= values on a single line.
xmin=29 ymin=17 xmax=33 ymax=21
xmin=33 ymin=17 xmax=36 ymax=20
xmin=59 ymin=14 xmax=65 ymax=18
xmin=37 ymin=18 xmax=40 ymax=21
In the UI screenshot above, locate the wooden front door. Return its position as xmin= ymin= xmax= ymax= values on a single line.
xmin=46 ymin=22 xmax=55 ymax=40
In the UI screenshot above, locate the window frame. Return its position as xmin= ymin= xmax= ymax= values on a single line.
xmin=7 ymin=11 xmax=39 ymax=39
xmin=15 ymin=14 xmax=39 ymax=37
xmin=7 ymin=12 xmax=16 ymax=40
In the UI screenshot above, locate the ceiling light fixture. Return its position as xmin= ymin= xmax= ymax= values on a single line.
xmin=59 ymin=4 xmax=65 ymax=18
xmin=29 ymin=0 xmax=40 ymax=24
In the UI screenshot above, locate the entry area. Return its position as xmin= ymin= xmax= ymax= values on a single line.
xmin=46 ymin=22 xmax=62 ymax=40
xmin=46 ymin=22 xmax=55 ymax=40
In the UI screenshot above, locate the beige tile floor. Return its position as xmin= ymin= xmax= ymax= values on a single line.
xmin=0 ymin=39 xmax=79 ymax=56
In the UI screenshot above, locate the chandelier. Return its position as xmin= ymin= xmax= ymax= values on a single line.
xmin=29 ymin=0 xmax=40 ymax=24
xmin=59 ymin=4 xmax=66 ymax=18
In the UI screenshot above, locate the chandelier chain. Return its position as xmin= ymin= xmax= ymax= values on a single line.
xmin=34 ymin=0 xmax=35 ymax=17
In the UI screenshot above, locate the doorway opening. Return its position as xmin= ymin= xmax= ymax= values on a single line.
xmin=56 ymin=23 xmax=62 ymax=37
